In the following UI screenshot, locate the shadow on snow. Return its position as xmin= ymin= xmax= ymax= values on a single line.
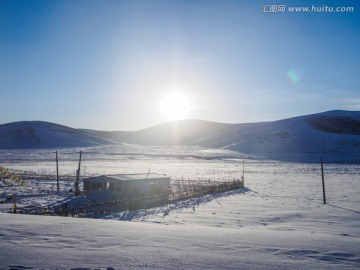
xmin=102 ymin=187 xmax=251 ymax=221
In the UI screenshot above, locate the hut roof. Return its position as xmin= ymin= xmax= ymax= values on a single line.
xmin=84 ymin=173 xmax=170 ymax=182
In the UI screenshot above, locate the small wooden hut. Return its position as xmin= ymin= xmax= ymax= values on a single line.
xmin=83 ymin=173 xmax=170 ymax=199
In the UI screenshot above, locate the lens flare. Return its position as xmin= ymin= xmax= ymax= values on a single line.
xmin=287 ymin=68 xmax=302 ymax=83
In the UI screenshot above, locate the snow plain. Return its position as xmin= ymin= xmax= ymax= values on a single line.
xmin=0 ymin=145 xmax=359 ymax=269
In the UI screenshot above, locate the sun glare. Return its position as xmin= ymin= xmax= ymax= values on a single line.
xmin=160 ymin=92 xmax=191 ymax=121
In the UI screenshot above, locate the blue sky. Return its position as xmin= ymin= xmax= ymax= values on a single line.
xmin=1 ymin=0 xmax=359 ymax=130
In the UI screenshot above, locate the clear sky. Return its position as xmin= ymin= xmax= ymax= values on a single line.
xmin=1 ymin=0 xmax=359 ymax=130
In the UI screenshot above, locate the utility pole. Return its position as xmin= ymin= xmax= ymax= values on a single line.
xmin=74 ymin=150 xmax=82 ymax=196
xmin=320 ymin=156 xmax=326 ymax=204
xmin=13 ymin=193 xmax=17 ymax=214
xmin=56 ymin=151 xmax=59 ymax=193
xmin=241 ymin=160 xmax=245 ymax=187
xmin=242 ymin=160 xmax=245 ymax=179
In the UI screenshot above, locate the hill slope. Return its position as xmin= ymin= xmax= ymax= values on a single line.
xmin=0 ymin=121 xmax=112 ymax=149
xmin=2 ymin=111 xmax=359 ymax=162
xmin=87 ymin=119 xmax=234 ymax=146
xmin=84 ymin=110 xmax=360 ymax=162
xmin=194 ymin=110 xmax=360 ymax=162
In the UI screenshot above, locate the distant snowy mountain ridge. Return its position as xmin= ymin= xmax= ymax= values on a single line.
xmin=0 ymin=121 xmax=112 ymax=149
xmin=1 ymin=110 xmax=359 ymax=162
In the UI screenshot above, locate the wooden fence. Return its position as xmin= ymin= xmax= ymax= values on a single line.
xmin=169 ymin=179 xmax=244 ymax=201
xmin=2 ymin=178 xmax=244 ymax=217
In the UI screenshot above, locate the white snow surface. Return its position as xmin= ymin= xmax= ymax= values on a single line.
xmin=0 ymin=145 xmax=359 ymax=269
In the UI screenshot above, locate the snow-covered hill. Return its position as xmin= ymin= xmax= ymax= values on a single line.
xmin=195 ymin=110 xmax=360 ymax=162
xmin=82 ymin=119 xmax=233 ymax=146
xmin=0 ymin=121 xmax=112 ymax=149
xmin=2 ymin=111 xmax=360 ymax=162
xmin=84 ymin=110 xmax=360 ymax=163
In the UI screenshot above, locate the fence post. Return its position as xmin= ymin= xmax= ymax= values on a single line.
xmin=320 ymin=156 xmax=326 ymax=204
xmin=56 ymin=151 xmax=59 ymax=193
xmin=242 ymin=160 xmax=245 ymax=187
xmin=75 ymin=151 xmax=82 ymax=196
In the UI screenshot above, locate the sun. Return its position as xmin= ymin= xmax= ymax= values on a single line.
xmin=160 ymin=92 xmax=191 ymax=121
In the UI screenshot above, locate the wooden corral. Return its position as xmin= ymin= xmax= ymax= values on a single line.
xmin=169 ymin=179 xmax=244 ymax=201
xmin=3 ymin=178 xmax=244 ymax=217
xmin=1 ymin=165 xmax=244 ymax=217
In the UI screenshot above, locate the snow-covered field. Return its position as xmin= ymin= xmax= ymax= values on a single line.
xmin=0 ymin=145 xmax=359 ymax=269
